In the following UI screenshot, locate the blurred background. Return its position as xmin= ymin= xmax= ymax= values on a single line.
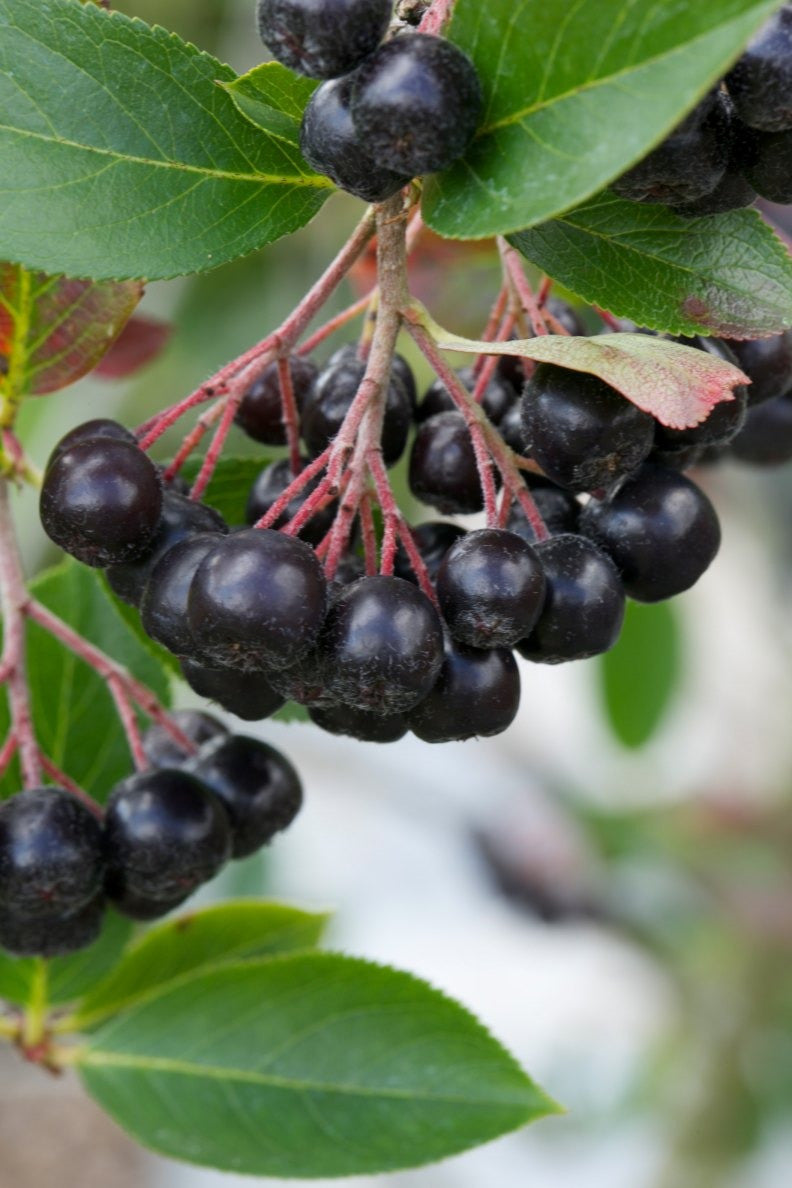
xmin=3 ymin=2 xmax=792 ymax=1186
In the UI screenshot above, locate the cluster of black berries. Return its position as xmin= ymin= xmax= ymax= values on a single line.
xmin=255 ymin=0 xmax=482 ymax=201
xmin=0 ymin=711 xmax=301 ymax=957
xmin=613 ymin=5 xmax=792 ymax=213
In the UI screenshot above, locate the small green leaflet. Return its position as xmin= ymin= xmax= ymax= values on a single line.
xmin=424 ymin=0 xmax=783 ymax=239
xmin=511 ymin=194 xmax=792 ymax=338
xmin=72 ymin=901 xmax=329 ymax=1030
xmin=599 ymin=601 xmax=683 ymax=749
xmin=0 ymin=560 xmax=170 ymax=802
xmin=77 ymin=953 xmax=558 ymax=1177
xmin=0 ymin=0 xmax=332 ymax=281
xmin=221 ymin=63 xmax=319 ymax=145
xmin=427 ymin=317 xmax=748 ymax=428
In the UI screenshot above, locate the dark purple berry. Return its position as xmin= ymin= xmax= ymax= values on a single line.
xmin=46 ymin=419 xmax=135 ymax=473
xmin=300 ymin=75 xmax=412 ymax=201
xmin=187 ymin=529 xmax=327 ymax=671
xmin=612 ymin=90 xmax=732 ymax=206
xmin=409 ymin=411 xmax=490 ymax=514
xmin=309 ymin=703 xmax=408 ymax=743
xmin=436 ymin=528 xmax=546 ymax=649
xmin=186 ymin=735 xmax=302 ymax=858
xmin=104 ymin=769 xmax=231 ymax=903
xmin=498 ymin=401 xmax=528 ymax=454
xmin=674 ymin=170 xmax=757 ymax=217
xmin=40 ymin=438 xmax=163 ymax=567
xmin=180 ymin=658 xmax=285 ymax=721
xmin=393 ymin=521 xmax=467 ymax=585
xmin=580 ymin=464 xmax=721 ymax=602
xmin=350 ymin=34 xmax=483 ymax=176
xmin=303 ymin=350 xmax=411 ymax=466
xmin=410 ymin=638 xmax=520 ymax=743
xmin=235 ymin=356 xmax=318 ymax=446
xmin=723 ymin=331 xmax=792 ymax=406
xmin=107 ymin=886 xmax=191 ymax=922
xmin=516 ymin=535 xmax=625 ymax=664
xmin=416 ymin=367 xmax=515 ymax=426
xmin=725 ymin=5 xmax=792 ymax=132
xmin=729 ymin=392 xmax=792 ymax=464
xmin=741 ymin=127 xmax=792 ymax=203
xmin=266 ymin=647 xmax=334 ymax=708
xmin=142 ymin=710 xmax=228 ymax=770
xmin=106 ymin=490 xmax=227 ymax=607
xmin=521 ymin=363 xmax=654 ymax=492
xmin=322 ymin=575 xmax=444 ymax=713
xmin=506 ymin=480 xmax=580 ymax=542
xmin=257 ymin=0 xmax=392 ymax=79
xmin=245 ymin=457 xmax=335 ymax=547
xmin=140 ymin=533 xmax=222 ymax=656
xmin=0 ymin=788 xmax=104 ymax=919
xmin=391 ymin=353 xmax=418 ymax=413
xmin=0 ymin=893 xmax=104 ymax=958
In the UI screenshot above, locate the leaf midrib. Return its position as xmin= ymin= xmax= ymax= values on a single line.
xmin=80 ymin=1049 xmax=534 ymax=1108
xmin=0 ymin=123 xmax=332 ymax=189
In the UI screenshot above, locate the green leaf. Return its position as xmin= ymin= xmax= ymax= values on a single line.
xmin=511 ymin=194 xmax=792 ymax=338
xmin=0 ymin=264 xmax=142 ymax=398
xmin=72 ymin=901 xmax=329 ymax=1029
xmin=423 ymin=0 xmax=782 ymax=239
xmin=0 ymin=911 xmax=132 ymax=1007
xmin=178 ymin=456 xmax=267 ymax=525
xmin=221 ymin=63 xmax=319 ymax=143
xmin=0 ymin=0 xmax=333 ymax=281
xmin=598 ymin=601 xmax=683 ymax=749
xmin=0 ymin=560 xmax=171 ymax=801
xmin=78 ymin=953 xmax=558 ymax=1177
xmin=428 ymin=317 xmax=747 ymax=428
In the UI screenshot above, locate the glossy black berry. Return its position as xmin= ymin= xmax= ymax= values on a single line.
xmin=257 ymin=0 xmax=392 ymax=79
xmin=309 ymin=703 xmax=408 ymax=743
xmin=180 ymin=658 xmax=285 ymax=721
xmin=46 ymin=419 xmax=136 ymax=473
xmin=612 ymin=90 xmax=731 ymax=206
xmin=140 ymin=533 xmax=222 ymax=657
xmin=142 ymin=710 xmax=228 ymax=770
xmin=187 ymin=735 xmax=302 ymax=859
xmin=235 ymin=356 xmax=318 ymax=446
xmin=0 ymin=893 xmax=104 ymax=958
xmin=580 ymin=464 xmax=721 ymax=602
xmin=506 ymin=480 xmax=580 ymax=543
xmin=741 ymin=127 xmax=792 ymax=203
xmin=302 ymin=349 xmax=412 ymax=466
xmin=0 ymin=788 xmax=104 ymax=919
xmin=104 ymin=768 xmax=231 ymax=903
xmin=521 ymin=363 xmax=654 ymax=492
xmin=393 ymin=521 xmax=467 ymax=585
xmin=725 ymin=5 xmax=792 ymax=131
xmin=409 ymin=411 xmax=489 ymax=514
xmin=436 ymin=529 xmax=546 ymax=649
xmin=187 ymin=529 xmax=327 ymax=671
xmin=729 ymin=393 xmax=792 ymax=465
xmin=245 ymin=457 xmax=335 ymax=546
xmin=416 ymin=367 xmax=515 ymax=426
xmin=106 ymin=490 xmax=227 ymax=607
xmin=498 ymin=401 xmax=529 ymax=454
xmin=40 ymin=438 xmax=163 ymax=567
xmin=107 ymin=886 xmax=192 ymax=922
xmin=516 ymin=535 xmax=625 ymax=664
xmin=723 ymin=331 xmax=792 ymax=406
xmin=410 ymin=638 xmax=520 ymax=743
xmin=674 ymin=169 xmax=757 ymax=217
xmin=300 ymin=76 xmax=412 ymax=201
xmin=654 ymin=338 xmax=748 ymax=451
xmin=350 ymin=34 xmax=483 ymax=176
xmin=322 ymin=575 xmax=444 ymax=713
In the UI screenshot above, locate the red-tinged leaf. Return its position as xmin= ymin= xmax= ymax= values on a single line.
xmin=0 ymin=264 xmax=142 ymax=398
xmin=430 ymin=324 xmax=749 ymax=430
xmin=93 ymin=314 xmax=171 ymax=380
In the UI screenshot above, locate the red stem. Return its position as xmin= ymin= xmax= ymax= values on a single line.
xmin=163 ymin=400 xmax=224 ymax=482
xmin=472 ymin=286 xmax=509 ymax=378
xmin=189 ymin=390 xmax=242 ymax=501
xmin=298 ymin=294 xmax=370 ymax=357
xmin=277 ymin=358 xmax=303 ymax=478
xmin=0 ymin=732 xmax=18 ymax=779
xmin=108 ymin=675 xmax=148 ymax=772
xmin=0 ymin=480 xmax=42 ymax=788
xmin=359 ymin=494 xmax=378 ymax=576
xmin=254 ymin=448 xmax=332 ymax=531
xmin=38 ymin=755 xmax=102 ymax=819
xmin=419 ymin=0 xmax=455 ymax=35
xmin=368 ymin=454 xmax=438 ymax=604
xmin=594 ymin=306 xmax=622 ymax=331
xmin=500 ymin=240 xmax=550 ymax=336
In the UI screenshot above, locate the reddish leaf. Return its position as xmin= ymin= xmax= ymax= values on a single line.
xmin=0 ymin=264 xmax=142 ymax=398
xmin=93 ymin=315 xmax=171 ymax=380
xmin=432 ymin=325 xmax=749 ymax=430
